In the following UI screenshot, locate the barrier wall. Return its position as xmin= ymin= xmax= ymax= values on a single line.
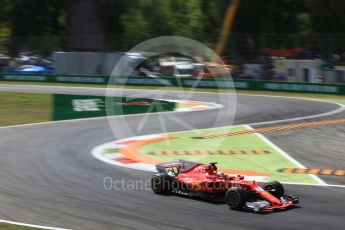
xmin=1 ymin=73 xmax=345 ymax=95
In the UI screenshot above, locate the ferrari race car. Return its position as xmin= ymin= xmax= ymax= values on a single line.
xmin=150 ymin=160 xmax=299 ymax=212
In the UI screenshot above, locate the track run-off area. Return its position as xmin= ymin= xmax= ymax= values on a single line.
xmin=0 ymin=84 xmax=344 ymax=230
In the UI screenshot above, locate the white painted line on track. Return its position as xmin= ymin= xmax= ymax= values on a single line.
xmin=0 ymin=219 xmax=71 ymax=230
xmin=245 ymin=125 xmax=328 ymax=186
xmin=248 ymin=103 xmax=345 ymax=127
xmin=91 ymin=139 xmax=157 ymax=172
xmin=2 ymin=82 xmax=345 ymax=100
xmin=280 ymin=182 xmax=345 ymax=188
xmin=2 ymin=83 xmax=345 ymax=103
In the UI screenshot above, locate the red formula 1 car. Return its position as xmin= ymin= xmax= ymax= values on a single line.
xmin=150 ymin=160 xmax=299 ymax=212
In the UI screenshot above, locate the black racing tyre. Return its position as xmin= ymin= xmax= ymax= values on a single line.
xmin=263 ymin=181 xmax=284 ymax=198
xmin=151 ymin=174 xmax=171 ymax=194
xmin=225 ymin=188 xmax=246 ymax=210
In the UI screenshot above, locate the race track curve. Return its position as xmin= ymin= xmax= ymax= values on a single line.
xmin=0 ymin=85 xmax=344 ymax=230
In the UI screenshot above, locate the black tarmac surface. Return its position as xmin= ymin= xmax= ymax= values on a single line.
xmin=0 ymin=85 xmax=344 ymax=230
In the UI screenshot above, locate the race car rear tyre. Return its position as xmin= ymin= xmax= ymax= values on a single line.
xmin=263 ymin=181 xmax=284 ymax=198
xmin=151 ymin=174 xmax=171 ymax=194
xmin=225 ymin=188 xmax=246 ymax=210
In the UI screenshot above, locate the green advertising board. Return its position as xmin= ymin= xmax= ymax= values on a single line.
xmin=0 ymin=73 xmax=109 ymax=84
xmin=53 ymin=94 xmax=176 ymax=121
xmin=112 ymin=76 xmax=345 ymax=94
xmin=261 ymin=81 xmax=343 ymax=94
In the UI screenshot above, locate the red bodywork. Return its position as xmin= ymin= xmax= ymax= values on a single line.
xmin=156 ymin=161 xmax=298 ymax=211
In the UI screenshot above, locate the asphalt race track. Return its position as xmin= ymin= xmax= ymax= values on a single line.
xmin=0 ymin=85 xmax=344 ymax=230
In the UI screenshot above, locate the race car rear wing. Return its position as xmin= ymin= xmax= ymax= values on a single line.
xmin=156 ymin=160 xmax=200 ymax=175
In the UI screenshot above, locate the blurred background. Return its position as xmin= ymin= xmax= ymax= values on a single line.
xmin=1 ymin=0 xmax=345 ymax=83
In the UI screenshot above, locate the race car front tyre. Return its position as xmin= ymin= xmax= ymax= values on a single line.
xmin=151 ymin=174 xmax=171 ymax=194
xmin=263 ymin=181 xmax=284 ymax=198
xmin=225 ymin=188 xmax=246 ymax=210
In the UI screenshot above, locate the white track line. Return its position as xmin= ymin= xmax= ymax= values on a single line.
xmin=280 ymin=182 xmax=345 ymax=188
xmin=248 ymin=103 xmax=345 ymax=127
xmin=2 ymin=82 xmax=345 ymax=99
xmin=0 ymin=219 xmax=71 ymax=230
xmin=245 ymin=125 xmax=327 ymax=186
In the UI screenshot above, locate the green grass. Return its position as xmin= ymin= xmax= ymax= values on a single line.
xmin=140 ymin=125 xmax=319 ymax=184
xmin=0 ymin=223 xmax=42 ymax=230
xmin=0 ymin=92 xmax=51 ymax=126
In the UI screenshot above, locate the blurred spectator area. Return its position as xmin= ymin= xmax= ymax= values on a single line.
xmin=225 ymin=33 xmax=345 ymax=64
xmin=2 ymin=34 xmax=345 ymax=83
xmin=3 ymin=34 xmax=345 ymax=62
